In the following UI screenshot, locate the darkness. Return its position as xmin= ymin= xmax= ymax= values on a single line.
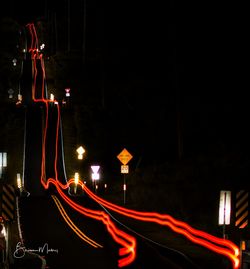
xmin=0 ymin=1 xmax=249 ymax=169
xmin=1 ymin=3 xmax=250 ymax=266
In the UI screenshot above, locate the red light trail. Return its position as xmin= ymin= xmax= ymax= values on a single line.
xmin=25 ymin=22 xmax=240 ymax=269
xmin=26 ymin=22 xmax=137 ymax=268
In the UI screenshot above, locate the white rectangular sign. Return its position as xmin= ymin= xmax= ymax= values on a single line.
xmin=219 ymin=190 xmax=231 ymax=225
xmin=121 ymin=165 xmax=129 ymax=174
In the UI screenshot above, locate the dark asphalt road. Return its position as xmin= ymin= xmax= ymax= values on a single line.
xmin=14 ymin=44 xmax=233 ymax=269
xmin=17 ymin=194 xmax=119 ymax=269
xmin=13 ymin=192 xmax=232 ymax=269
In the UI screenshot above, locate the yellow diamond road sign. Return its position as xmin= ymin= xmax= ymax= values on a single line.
xmin=117 ymin=148 xmax=133 ymax=165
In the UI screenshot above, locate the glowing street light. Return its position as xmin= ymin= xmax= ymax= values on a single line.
xmin=76 ymin=146 xmax=85 ymax=160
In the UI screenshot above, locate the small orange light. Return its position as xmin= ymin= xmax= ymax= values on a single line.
xmin=241 ymin=241 xmax=246 ymax=251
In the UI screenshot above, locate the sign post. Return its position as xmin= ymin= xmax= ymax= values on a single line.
xmin=117 ymin=148 xmax=133 ymax=204
xmin=218 ymin=190 xmax=231 ymax=239
xmin=91 ymin=165 xmax=100 ymax=193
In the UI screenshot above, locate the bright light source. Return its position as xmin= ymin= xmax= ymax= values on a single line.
xmin=76 ymin=146 xmax=85 ymax=159
xmin=91 ymin=165 xmax=100 ymax=181
xmin=3 ymin=152 xmax=7 ymax=167
xmin=0 ymin=224 xmax=6 ymax=238
xmin=0 ymin=152 xmax=7 ymax=179
xmin=65 ymin=88 xmax=71 ymax=97
xmin=18 ymin=94 xmax=22 ymax=102
xmin=12 ymin=58 xmax=17 ymax=66
xmin=74 ymin=172 xmax=79 ymax=185
xmin=40 ymin=43 xmax=45 ymax=50
xmin=91 ymin=165 xmax=100 ymax=174
xmin=104 ymin=184 xmax=107 ymax=188
xmin=17 ymin=173 xmax=22 ymax=189
xmin=123 ymin=184 xmax=126 ymax=191
xmin=50 ymin=93 xmax=55 ymax=101
xmin=121 ymin=165 xmax=129 ymax=174
xmin=77 ymin=146 xmax=85 ymax=155
xmin=92 ymin=173 xmax=100 ymax=180
xmin=0 ymin=152 xmax=7 ymax=167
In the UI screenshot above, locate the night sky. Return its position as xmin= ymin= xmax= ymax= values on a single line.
xmin=1 ymin=1 xmax=248 ymax=165
xmin=1 ymin=0 xmax=250 ymax=240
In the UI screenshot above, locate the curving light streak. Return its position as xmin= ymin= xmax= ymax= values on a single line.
xmin=24 ymin=30 xmax=138 ymax=266
xmin=51 ymin=195 xmax=103 ymax=248
xmin=47 ymin=178 xmax=136 ymax=267
xmin=25 ymin=22 xmax=240 ymax=269
xmin=83 ymin=184 xmax=240 ymax=268
xmin=26 ymin=23 xmax=39 ymax=52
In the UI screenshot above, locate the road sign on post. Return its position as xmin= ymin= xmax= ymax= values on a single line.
xmin=117 ymin=148 xmax=133 ymax=204
xmin=219 ymin=190 xmax=231 ymax=225
xmin=219 ymin=190 xmax=231 ymax=239
xmin=1 ymin=184 xmax=16 ymax=221
xmin=235 ymin=190 xmax=249 ymax=229
xmin=121 ymin=165 xmax=129 ymax=174
xmin=117 ymin=148 xmax=133 ymax=165
xmin=65 ymin=88 xmax=71 ymax=97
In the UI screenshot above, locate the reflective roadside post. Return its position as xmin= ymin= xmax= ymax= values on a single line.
xmin=16 ymin=173 xmax=30 ymax=197
xmin=17 ymin=173 xmax=23 ymax=193
xmin=69 ymin=146 xmax=85 ymax=196
xmin=104 ymin=183 xmax=107 ymax=193
xmin=50 ymin=93 xmax=55 ymax=102
xmin=117 ymin=148 xmax=133 ymax=204
xmin=91 ymin=166 xmax=100 ymax=193
xmin=74 ymin=172 xmax=79 ymax=194
xmin=0 ymin=222 xmax=6 ymax=262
